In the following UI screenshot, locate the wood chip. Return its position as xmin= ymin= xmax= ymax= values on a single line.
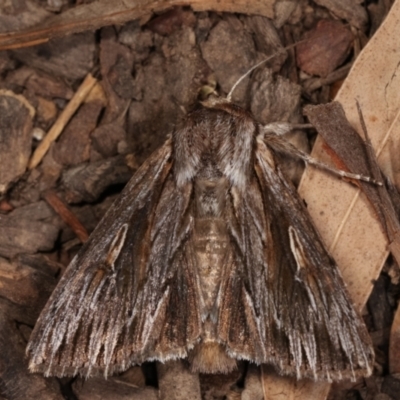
xmin=73 ymin=373 xmax=156 ymax=400
xmin=11 ymin=32 xmax=96 ymax=81
xmin=313 ymin=0 xmax=368 ymax=29
xmin=52 ymin=96 xmax=105 ymax=166
xmin=158 ymin=360 xmax=201 ymax=400
xmin=62 ymin=155 xmax=133 ymax=203
xmin=0 ymin=201 xmax=59 ymax=258
xmin=0 ymin=90 xmax=35 ymax=194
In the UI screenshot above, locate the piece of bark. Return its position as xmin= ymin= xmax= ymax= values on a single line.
xmin=73 ymin=369 xmax=156 ymax=400
xmin=119 ymin=21 xmax=154 ymax=63
xmin=0 ymin=255 xmax=58 ymax=323
xmin=368 ymin=274 xmax=393 ymax=331
xmin=52 ymin=96 xmax=105 ymax=167
xmin=297 ymin=20 xmax=354 ymax=78
xmin=0 ymin=253 xmax=62 ymax=400
xmin=25 ymin=72 xmax=73 ymax=100
xmin=390 ymin=303 xmax=400 ymax=377
xmin=0 ymin=0 xmax=51 ymax=34
xmin=62 ymin=155 xmax=133 ymax=204
xmin=107 ymin=55 xmax=138 ymax=100
xmin=3 ymin=65 xmax=33 ymax=90
xmin=127 ymin=24 xmax=207 ymax=165
xmin=242 ymin=365 xmax=264 ymax=400
xmin=160 ymin=23 xmax=208 ymax=106
xmin=243 ymin=15 xmax=286 ymax=73
xmin=274 ymin=0 xmax=298 ymax=28
xmin=369 ymin=0 xmax=394 ymax=36
xmin=0 ymin=51 xmax=15 ymax=74
xmin=200 ymin=16 xmax=262 ymax=103
xmin=146 ymin=7 xmax=196 ymax=36
xmin=381 ymin=375 xmax=400 ymax=399
xmin=386 ymin=183 xmax=400 ymax=377
xmin=32 ymin=144 xmax=64 ymax=197
xmin=11 ymin=32 xmax=96 ymax=81
xmin=0 ymin=314 xmax=62 ymax=400
xmin=35 ymin=96 xmax=58 ymax=126
xmin=99 ymin=27 xmax=134 ymax=123
xmin=157 ymin=360 xmax=201 ymax=400
xmin=91 ymin=123 xmax=127 ymax=158
xmin=0 ymin=90 xmax=35 ymax=195
xmin=0 ymin=201 xmax=59 ymax=258
xmin=0 ymin=0 xmax=275 ymax=51
xmin=313 ymin=0 xmax=368 ymax=30
xmin=261 ymin=366 xmax=331 ymax=400
xmin=199 ymin=368 xmax=243 ymax=399
xmin=5 ymin=66 xmax=74 ymax=99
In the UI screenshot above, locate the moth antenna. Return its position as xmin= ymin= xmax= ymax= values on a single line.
xmin=226 ymin=41 xmax=302 ymax=102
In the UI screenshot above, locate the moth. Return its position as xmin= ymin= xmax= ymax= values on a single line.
xmin=27 ymin=95 xmax=374 ymax=382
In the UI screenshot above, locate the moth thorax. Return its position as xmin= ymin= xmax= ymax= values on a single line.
xmin=189 ymin=342 xmax=237 ymax=374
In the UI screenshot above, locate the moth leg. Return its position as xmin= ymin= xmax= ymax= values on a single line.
xmin=259 ymin=129 xmax=382 ymax=186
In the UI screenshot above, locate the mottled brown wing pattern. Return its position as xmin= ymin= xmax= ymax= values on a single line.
xmin=27 ymin=140 xmax=202 ymax=377
xmin=217 ymin=138 xmax=374 ymax=381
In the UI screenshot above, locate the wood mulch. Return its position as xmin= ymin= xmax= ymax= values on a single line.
xmin=0 ymin=0 xmax=398 ymax=399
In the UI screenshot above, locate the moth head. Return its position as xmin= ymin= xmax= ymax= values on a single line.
xmin=200 ymin=95 xmax=230 ymax=109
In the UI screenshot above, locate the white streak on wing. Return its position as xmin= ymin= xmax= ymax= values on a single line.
xmin=288 ymin=226 xmax=306 ymax=275
xmin=106 ymin=223 xmax=129 ymax=270
xmin=141 ymin=286 xmax=171 ymax=347
xmin=288 ymin=226 xmax=318 ymax=314
xmin=244 ymin=289 xmax=266 ymax=359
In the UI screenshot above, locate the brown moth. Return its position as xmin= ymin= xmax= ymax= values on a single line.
xmin=26 ymin=95 xmax=374 ymax=382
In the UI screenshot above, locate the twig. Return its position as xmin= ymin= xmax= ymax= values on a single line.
xmin=44 ymin=191 xmax=89 ymax=243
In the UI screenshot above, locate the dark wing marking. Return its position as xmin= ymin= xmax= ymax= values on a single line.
xmin=27 ymin=139 xmax=202 ymax=377
xmin=217 ymin=138 xmax=374 ymax=381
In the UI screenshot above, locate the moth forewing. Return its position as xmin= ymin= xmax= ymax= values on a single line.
xmin=27 ymin=98 xmax=373 ymax=381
